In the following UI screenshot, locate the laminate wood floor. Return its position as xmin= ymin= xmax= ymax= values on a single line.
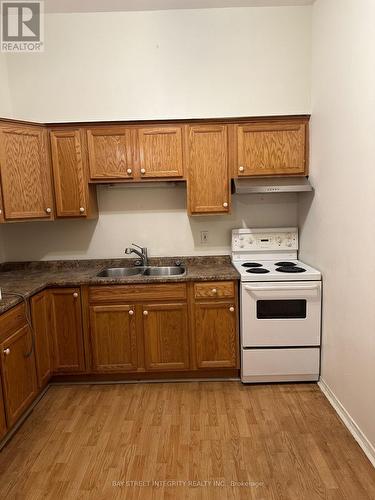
xmin=0 ymin=382 xmax=374 ymax=499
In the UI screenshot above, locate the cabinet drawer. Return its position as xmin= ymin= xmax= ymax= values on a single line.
xmin=194 ymin=281 xmax=235 ymax=300
xmin=89 ymin=284 xmax=187 ymax=303
xmin=0 ymin=303 xmax=27 ymax=342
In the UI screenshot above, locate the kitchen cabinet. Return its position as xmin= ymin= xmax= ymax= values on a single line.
xmin=31 ymin=291 xmax=52 ymax=388
xmin=90 ymin=304 xmax=138 ymax=372
xmin=193 ymin=281 xmax=238 ymax=369
xmin=187 ymin=125 xmax=230 ymax=215
xmin=86 ymin=127 xmax=135 ymax=180
xmin=50 ymin=129 xmax=98 ymax=218
xmin=194 ymin=302 xmax=238 ymax=369
xmin=0 ymin=124 xmax=54 ymax=220
xmin=142 ymin=303 xmax=189 ymax=371
xmin=49 ymin=288 xmax=86 ymax=373
xmin=138 ymin=126 xmax=184 ymax=178
xmin=236 ymin=120 xmax=307 ymax=177
xmin=0 ymin=323 xmax=37 ymax=427
xmin=0 ymin=384 xmax=7 ymax=439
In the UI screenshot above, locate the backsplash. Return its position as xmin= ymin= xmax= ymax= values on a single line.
xmin=0 ymin=186 xmax=297 ymax=262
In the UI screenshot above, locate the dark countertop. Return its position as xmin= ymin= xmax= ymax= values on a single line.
xmin=0 ymin=256 xmax=240 ymax=315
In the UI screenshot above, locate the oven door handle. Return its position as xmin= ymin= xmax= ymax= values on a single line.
xmin=244 ymin=284 xmax=320 ymax=292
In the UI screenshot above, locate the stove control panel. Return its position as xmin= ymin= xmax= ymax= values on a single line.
xmin=232 ymin=228 xmax=298 ymax=253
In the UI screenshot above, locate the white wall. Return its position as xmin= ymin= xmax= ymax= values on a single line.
xmin=1 ymin=187 xmax=297 ymax=260
xmin=299 ymin=0 xmax=375 ymax=451
xmin=0 ymin=54 xmax=12 ymax=118
xmin=6 ymin=6 xmax=311 ymax=122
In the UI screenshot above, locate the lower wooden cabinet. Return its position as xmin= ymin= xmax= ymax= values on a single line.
xmin=143 ymin=303 xmax=189 ymax=371
xmin=49 ymin=288 xmax=86 ymax=373
xmin=90 ymin=304 xmax=138 ymax=372
xmin=0 ymin=383 xmax=7 ymax=439
xmin=31 ymin=291 xmax=52 ymax=387
xmin=0 ymin=324 xmax=37 ymax=427
xmin=194 ymin=301 xmax=238 ymax=369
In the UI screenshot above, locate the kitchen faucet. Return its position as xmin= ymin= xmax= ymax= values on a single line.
xmin=125 ymin=244 xmax=149 ymax=266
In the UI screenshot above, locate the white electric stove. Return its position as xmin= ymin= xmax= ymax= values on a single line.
xmin=232 ymin=227 xmax=322 ymax=383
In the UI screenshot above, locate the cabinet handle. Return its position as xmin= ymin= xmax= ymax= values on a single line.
xmin=3 ymin=348 xmax=10 ymax=356
xmin=129 ymin=310 xmax=134 ymax=316
xmin=211 ymin=288 xmax=217 ymax=294
xmin=140 ymin=168 xmax=146 ymax=174
xmin=143 ymin=310 xmax=148 ymax=316
xmin=229 ymin=306 xmax=235 ymax=312
xmin=223 ymin=202 xmax=228 ymax=208
xmin=45 ymin=207 xmax=52 ymax=214
xmin=79 ymin=207 xmax=85 ymax=213
xmin=239 ymin=166 xmax=244 ymax=172
xmin=0 ymin=209 xmax=2 ymax=215
xmin=73 ymin=292 xmax=79 ymax=298
xmin=127 ymin=168 xmax=132 ymax=175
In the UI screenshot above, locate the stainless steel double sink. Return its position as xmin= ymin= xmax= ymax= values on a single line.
xmin=96 ymin=266 xmax=186 ymax=278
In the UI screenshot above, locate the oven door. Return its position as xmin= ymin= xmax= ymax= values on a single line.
xmin=241 ymin=281 xmax=321 ymax=347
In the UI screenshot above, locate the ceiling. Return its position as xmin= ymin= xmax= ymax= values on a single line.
xmin=44 ymin=0 xmax=315 ymax=14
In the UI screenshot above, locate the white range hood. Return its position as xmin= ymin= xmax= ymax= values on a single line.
xmin=233 ymin=176 xmax=313 ymax=194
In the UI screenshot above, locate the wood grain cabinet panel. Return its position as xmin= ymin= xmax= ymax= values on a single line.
xmin=87 ymin=127 xmax=134 ymax=180
xmin=236 ymin=121 xmax=307 ymax=177
xmin=49 ymin=288 xmax=86 ymax=373
xmin=89 ymin=305 xmax=138 ymax=372
xmin=142 ymin=303 xmax=190 ymax=371
xmin=50 ymin=129 xmax=97 ymax=218
xmin=0 ymin=124 xmax=53 ymax=220
xmin=138 ymin=126 xmax=184 ymax=178
xmin=194 ymin=302 xmax=237 ymax=369
xmin=0 ymin=324 xmax=37 ymax=427
xmin=0 ymin=384 xmax=7 ymax=439
xmin=187 ymin=125 xmax=230 ymax=215
xmin=31 ymin=291 xmax=52 ymax=388
xmin=194 ymin=281 xmax=235 ymax=300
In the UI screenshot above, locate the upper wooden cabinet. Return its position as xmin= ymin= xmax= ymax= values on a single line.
xmin=138 ymin=126 xmax=184 ymax=178
xmin=87 ymin=127 xmax=135 ymax=180
xmin=187 ymin=125 xmax=230 ymax=215
xmin=236 ymin=120 xmax=307 ymax=177
xmin=0 ymin=124 xmax=54 ymax=220
xmin=50 ymin=129 xmax=98 ymax=218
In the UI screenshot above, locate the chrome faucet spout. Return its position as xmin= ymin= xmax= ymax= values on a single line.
xmin=125 ymin=244 xmax=149 ymax=266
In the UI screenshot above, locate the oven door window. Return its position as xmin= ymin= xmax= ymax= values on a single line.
xmin=256 ymin=299 xmax=307 ymax=319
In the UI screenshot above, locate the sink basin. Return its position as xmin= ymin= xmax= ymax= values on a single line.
xmin=96 ymin=266 xmax=186 ymax=278
xmin=96 ymin=267 xmax=144 ymax=277
xmin=142 ymin=266 xmax=186 ymax=277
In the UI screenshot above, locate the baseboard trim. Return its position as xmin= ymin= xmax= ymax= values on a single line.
xmin=318 ymin=378 xmax=375 ymax=468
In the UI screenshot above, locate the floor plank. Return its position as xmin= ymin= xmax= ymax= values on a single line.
xmin=0 ymin=382 xmax=374 ymax=499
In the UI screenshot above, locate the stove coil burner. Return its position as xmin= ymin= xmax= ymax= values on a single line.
xmin=276 ymin=266 xmax=306 ymax=273
xmin=246 ymin=268 xmax=270 ymax=274
xmin=275 ymin=262 xmax=297 ymax=267
xmin=242 ymin=262 xmax=263 ymax=268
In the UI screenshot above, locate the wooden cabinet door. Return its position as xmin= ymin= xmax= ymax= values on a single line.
xmin=194 ymin=302 xmax=237 ymax=369
xmin=49 ymin=288 xmax=86 ymax=373
xmin=138 ymin=126 xmax=184 ymax=178
xmin=187 ymin=125 xmax=230 ymax=214
xmin=50 ymin=129 xmax=97 ymax=218
xmin=142 ymin=303 xmax=190 ymax=371
xmin=236 ymin=121 xmax=307 ymax=177
xmin=0 ymin=124 xmax=53 ymax=220
xmin=31 ymin=291 xmax=52 ymax=388
xmin=0 ymin=325 xmax=37 ymax=427
xmin=89 ymin=305 xmax=138 ymax=372
xmin=0 ymin=384 xmax=7 ymax=439
xmin=86 ymin=127 xmax=134 ymax=180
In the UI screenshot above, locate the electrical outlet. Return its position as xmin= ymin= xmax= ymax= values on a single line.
xmin=200 ymin=231 xmax=209 ymax=244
